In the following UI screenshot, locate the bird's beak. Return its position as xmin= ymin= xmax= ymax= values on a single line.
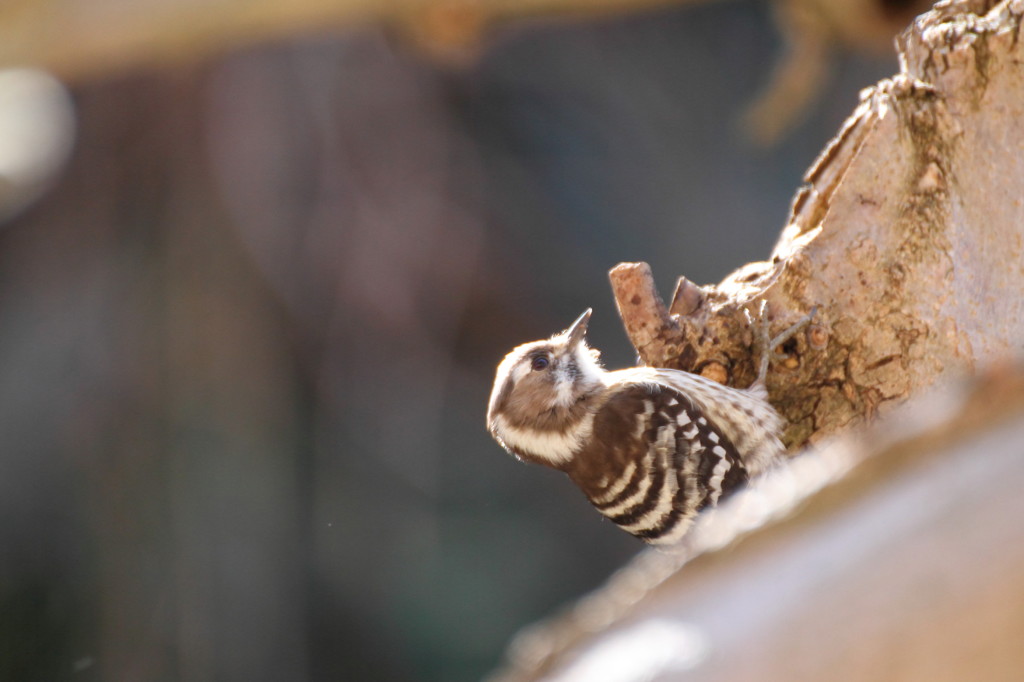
xmin=565 ymin=308 xmax=592 ymax=348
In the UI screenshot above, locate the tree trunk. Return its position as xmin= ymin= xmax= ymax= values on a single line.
xmin=610 ymin=0 xmax=1024 ymax=449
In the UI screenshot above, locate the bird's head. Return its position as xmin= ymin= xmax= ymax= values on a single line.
xmin=486 ymin=309 xmax=606 ymax=465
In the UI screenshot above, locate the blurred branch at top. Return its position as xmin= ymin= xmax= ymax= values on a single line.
xmin=1 ymin=0 xmax=927 ymax=143
xmin=0 ymin=0 xmax=697 ymax=80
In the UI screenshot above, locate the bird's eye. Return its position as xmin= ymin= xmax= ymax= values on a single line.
xmin=531 ymin=355 xmax=549 ymax=371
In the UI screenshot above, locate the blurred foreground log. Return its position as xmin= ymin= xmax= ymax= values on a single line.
xmin=610 ymin=0 xmax=1024 ymax=449
xmin=489 ymin=349 xmax=1024 ymax=682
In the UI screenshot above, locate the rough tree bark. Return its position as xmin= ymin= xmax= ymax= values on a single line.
xmin=610 ymin=0 xmax=1024 ymax=450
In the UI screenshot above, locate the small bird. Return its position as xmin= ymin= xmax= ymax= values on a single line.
xmin=486 ymin=307 xmax=811 ymax=544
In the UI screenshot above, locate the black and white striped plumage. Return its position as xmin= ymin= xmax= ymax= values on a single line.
xmin=486 ymin=309 xmax=785 ymax=545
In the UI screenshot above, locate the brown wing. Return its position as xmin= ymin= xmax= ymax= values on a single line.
xmin=566 ymin=381 xmax=748 ymax=543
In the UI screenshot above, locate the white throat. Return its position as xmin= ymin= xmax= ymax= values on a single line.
xmin=492 ymin=412 xmax=595 ymax=465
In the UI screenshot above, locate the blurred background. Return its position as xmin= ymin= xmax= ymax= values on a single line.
xmin=0 ymin=0 xmax=916 ymax=680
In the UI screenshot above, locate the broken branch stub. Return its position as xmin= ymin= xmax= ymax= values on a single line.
xmin=609 ymin=261 xmax=789 ymax=390
xmin=608 ymin=262 xmax=682 ymax=368
xmin=612 ymin=0 xmax=1024 ymax=449
xmin=608 ymin=262 xmax=736 ymax=383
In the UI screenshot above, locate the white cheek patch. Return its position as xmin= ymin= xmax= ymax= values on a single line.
xmin=493 ymin=413 xmax=595 ymax=465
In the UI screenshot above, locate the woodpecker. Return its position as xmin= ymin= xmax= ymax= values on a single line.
xmin=486 ymin=307 xmax=812 ymax=544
